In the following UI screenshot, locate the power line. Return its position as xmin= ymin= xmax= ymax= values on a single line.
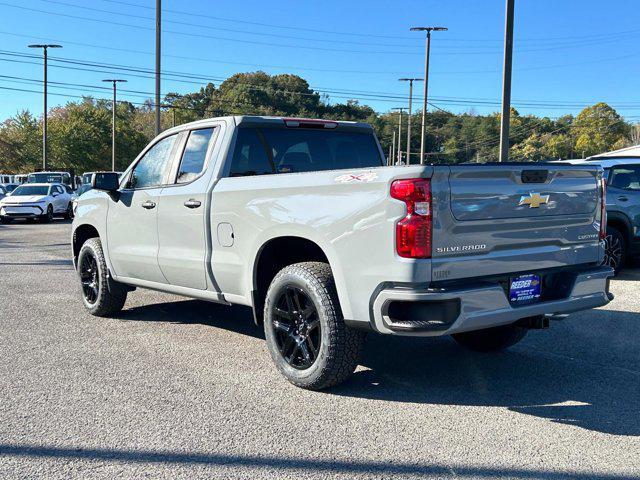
xmin=4 ymin=50 xmax=640 ymax=112
xmin=0 ymin=31 xmax=415 ymax=76
xmin=31 ymin=0 xmax=640 ymax=56
xmin=42 ymin=0 xmax=420 ymax=49
xmin=90 ymin=0 xmax=640 ymax=48
xmin=0 ymin=2 xmax=429 ymax=56
xmin=2 ymin=29 xmax=638 ymax=80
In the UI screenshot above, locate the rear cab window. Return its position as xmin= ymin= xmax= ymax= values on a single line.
xmin=229 ymin=125 xmax=383 ymax=177
xmin=175 ymin=128 xmax=215 ymax=184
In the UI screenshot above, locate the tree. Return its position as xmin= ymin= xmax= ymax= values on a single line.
xmin=541 ymin=134 xmax=572 ymax=159
xmin=0 ymin=110 xmax=41 ymax=172
xmin=572 ymin=103 xmax=629 ymax=157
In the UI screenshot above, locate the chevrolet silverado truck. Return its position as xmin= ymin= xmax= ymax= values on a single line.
xmin=71 ymin=116 xmax=613 ymax=390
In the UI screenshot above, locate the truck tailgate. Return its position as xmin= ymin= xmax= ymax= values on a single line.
xmin=430 ymin=164 xmax=603 ymax=282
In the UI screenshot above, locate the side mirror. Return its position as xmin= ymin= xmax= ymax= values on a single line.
xmin=92 ymin=172 xmax=120 ymax=192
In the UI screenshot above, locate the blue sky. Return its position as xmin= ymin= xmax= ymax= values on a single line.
xmin=1 ymin=0 xmax=639 ymax=122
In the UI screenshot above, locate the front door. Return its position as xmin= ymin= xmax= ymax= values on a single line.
xmin=107 ymin=133 xmax=180 ymax=284
xmin=157 ymin=127 xmax=218 ymax=290
xmin=51 ymin=185 xmax=66 ymax=213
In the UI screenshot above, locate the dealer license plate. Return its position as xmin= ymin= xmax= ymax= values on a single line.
xmin=509 ymin=274 xmax=541 ymax=303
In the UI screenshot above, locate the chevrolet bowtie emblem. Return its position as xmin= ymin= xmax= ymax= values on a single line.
xmin=519 ymin=192 xmax=550 ymax=208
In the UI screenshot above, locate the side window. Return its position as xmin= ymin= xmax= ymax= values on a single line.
xmin=229 ymin=128 xmax=274 ymax=177
xmin=176 ymin=128 xmax=215 ymax=184
xmin=129 ymin=134 xmax=177 ymax=189
xmin=609 ymin=166 xmax=640 ymax=191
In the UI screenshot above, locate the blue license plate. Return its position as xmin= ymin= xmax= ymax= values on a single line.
xmin=509 ymin=274 xmax=541 ymax=303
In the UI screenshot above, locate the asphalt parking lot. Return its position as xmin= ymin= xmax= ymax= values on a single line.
xmin=0 ymin=220 xmax=639 ymax=479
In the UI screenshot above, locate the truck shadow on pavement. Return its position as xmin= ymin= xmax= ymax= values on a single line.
xmin=334 ymin=311 xmax=640 ymax=437
xmin=116 ymin=299 xmax=640 ymax=437
xmin=0 ymin=443 xmax=635 ymax=479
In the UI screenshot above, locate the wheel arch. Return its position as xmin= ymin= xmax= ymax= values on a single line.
xmin=72 ymin=223 xmax=101 ymax=266
xmin=251 ymin=235 xmax=332 ymax=326
xmin=607 ymin=211 xmax=633 ymax=245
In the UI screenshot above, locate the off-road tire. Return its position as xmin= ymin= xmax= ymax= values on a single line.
xmin=452 ymin=323 xmax=527 ymax=352
xmin=77 ymin=237 xmax=127 ymax=316
xmin=264 ymin=261 xmax=366 ymax=390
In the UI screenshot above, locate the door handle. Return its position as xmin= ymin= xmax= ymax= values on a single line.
xmin=141 ymin=200 xmax=156 ymax=209
xmin=184 ymin=199 xmax=201 ymax=209
xmin=617 ymin=196 xmax=629 ymax=202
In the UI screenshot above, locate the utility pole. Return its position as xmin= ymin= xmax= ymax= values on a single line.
xmin=388 ymin=142 xmax=393 ymax=166
xmin=28 ymin=44 xmax=62 ymax=170
xmin=399 ymin=78 xmax=423 ymax=165
xmin=410 ymin=26 xmax=447 ymax=164
xmin=392 ymin=108 xmax=405 ymax=164
xmin=392 ymin=131 xmax=396 ymax=166
xmin=102 ymin=79 xmax=127 ymax=171
xmin=499 ymin=0 xmax=515 ymax=162
xmin=155 ymin=0 xmax=161 ymax=135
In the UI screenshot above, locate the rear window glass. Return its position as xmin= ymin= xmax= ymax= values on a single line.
xmin=229 ymin=127 xmax=382 ymax=177
xmin=176 ymin=128 xmax=215 ymax=183
xmin=28 ymin=173 xmax=64 ymax=183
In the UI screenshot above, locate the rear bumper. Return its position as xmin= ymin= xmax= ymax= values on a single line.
xmin=370 ymin=266 xmax=613 ymax=336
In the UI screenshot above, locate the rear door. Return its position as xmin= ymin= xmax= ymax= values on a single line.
xmin=431 ymin=164 xmax=602 ymax=282
xmin=107 ymin=133 xmax=181 ymax=284
xmin=157 ymin=126 xmax=218 ymax=290
xmin=608 ymin=164 xmax=640 ymax=211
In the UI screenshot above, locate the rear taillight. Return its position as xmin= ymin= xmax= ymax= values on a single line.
xmin=599 ymin=177 xmax=607 ymax=240
xmin=390 ymin=178 xmax=432 ymax=258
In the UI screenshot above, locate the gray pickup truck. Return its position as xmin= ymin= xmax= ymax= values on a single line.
xmin=71 ymin=116 xmax=613 ymax=390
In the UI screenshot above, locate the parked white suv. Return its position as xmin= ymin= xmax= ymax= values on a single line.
xmin=0 ymin=183 xmax=74 ymax=223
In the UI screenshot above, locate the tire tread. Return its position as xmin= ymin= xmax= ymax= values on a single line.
xmin=265 ymin=261 xmax=365 ymax=390
xmin=79 ymin=237 xmax=127 ymax=317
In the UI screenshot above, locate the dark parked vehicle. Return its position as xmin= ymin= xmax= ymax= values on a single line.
xmin=562 ymin=158 xmax=640 ymax=273
xmin=602 ymin=163 xmax=640 ymax=272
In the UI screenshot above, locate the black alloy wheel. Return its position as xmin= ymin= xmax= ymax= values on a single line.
xmin=603 ymin=227 xmax=625 ymax=274
xmin=80 ymin=250 xmax=100 ymax=305
xmin=271 ymin=285 xmax=321 ymax=370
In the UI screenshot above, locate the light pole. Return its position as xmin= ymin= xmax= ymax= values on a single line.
xmin=392 ymin=107 xmax=405 ymax=164
xmin=499 ymin=0 xmax=515 ymax=162
xmin=102 ymin=79 xmax=127 ymax=171
xmin=155 ymin=0 xmax=161 ymax=135
xmin=410 ymin=26 xmax=447 ymax=164
xmin=28 ymin=44 xmax=62 ymax=170
xmin=399 ymin=78 xmax=423 ymax=165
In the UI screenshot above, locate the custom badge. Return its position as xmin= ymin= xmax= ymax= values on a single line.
xmin=334 ymin=172 xmax=378 ymax=183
